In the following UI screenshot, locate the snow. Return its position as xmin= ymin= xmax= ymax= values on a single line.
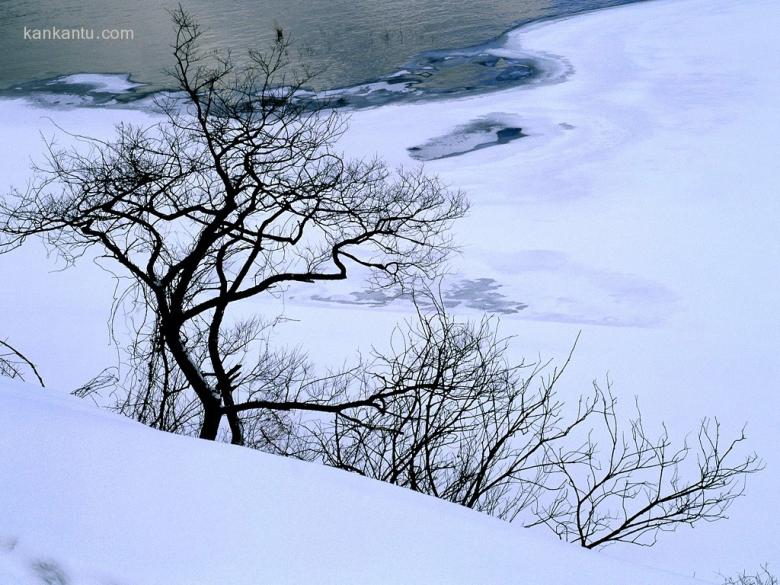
xmin=0 ymin=379 xmax=705 ymax=585
xmin=48 ymin=73 xmax=144 ymax=93
xmin=0 ymin=0 xmax=779 ymax=580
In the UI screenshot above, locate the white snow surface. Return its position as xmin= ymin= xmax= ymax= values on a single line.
xmin=0 ymin=379 xmax=704 ymax=585
xmin=49 ymin=73 xmax=144 ymax=93
xmin=0 ymin=0 xmax=779 ymax=580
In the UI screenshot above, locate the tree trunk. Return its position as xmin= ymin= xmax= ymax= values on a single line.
xmin=199 ymin=406 xmax=222 ymax=441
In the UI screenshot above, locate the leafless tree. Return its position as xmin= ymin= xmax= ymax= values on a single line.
xmin=0 ymin=8 xmax=466 ymax=444
xmin=303 ymin=301 xmax=598 ymax=519
xmin=527 ymin=388 xmax=763 ymax=548
xmin=0 ymin=338 xmax=45 ymax=387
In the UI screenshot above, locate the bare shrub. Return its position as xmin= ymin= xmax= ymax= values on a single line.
xmin=527 ymin=389 xmax=763 ymax=548
xmin=722 ymin=567 xmax=777 ymax=585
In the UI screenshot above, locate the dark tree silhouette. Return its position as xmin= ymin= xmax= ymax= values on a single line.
xmin=0 ymin=8 xmax=466 ymax=443
xmin=305 ymin=303 xmax=598 ymax=519
xmin=302 ymin=306 xmax=761 ymax=547
xmin=527 ymin=388 xmax=763 ymax=548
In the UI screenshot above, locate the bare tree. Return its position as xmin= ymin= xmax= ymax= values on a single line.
xmin=304 ymin=301 xmax=598 ymax=519
xmin=0 ymin=338 xmax=45 ymax=387
xmin=527 ymin=388 xmax=763 ymax=548
xmin=0 ymin=8 xmax=466 ymax=444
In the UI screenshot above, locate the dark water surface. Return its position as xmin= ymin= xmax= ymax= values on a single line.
xmin=1 ymin=0 xmax=642 ymax=95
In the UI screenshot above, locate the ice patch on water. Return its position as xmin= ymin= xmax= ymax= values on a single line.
xmin=408 ymin=113 xmax=526 ymax=160
xmin=51 ymin=73 xmax=144 ymax=93
xmin=310 ymin=47 xmax=570 ymax=109
xmin=2 ymin=73 xmax=148 ymax=108
xmin=307 ymin=277 xmax=528 ymax=315
xmin=293 ymin=248 xmax=678 ymax=328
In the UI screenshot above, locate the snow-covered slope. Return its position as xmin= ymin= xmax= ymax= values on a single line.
xmin=0 ymin=380 xmax=706 ymax=585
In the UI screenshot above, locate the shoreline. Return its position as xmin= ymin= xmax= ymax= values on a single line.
xmin=0 ymin=0 xmax=639 ymax=111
